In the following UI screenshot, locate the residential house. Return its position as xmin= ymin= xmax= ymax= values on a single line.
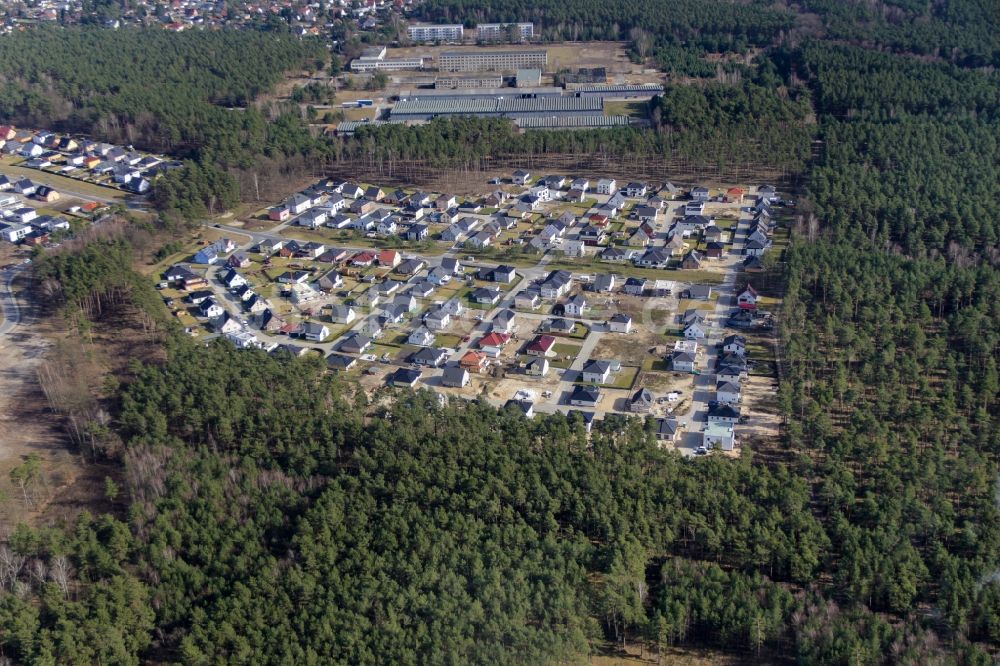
xmin=691 ymin=186 xmax=710 ymax=201
xmin=351 ymin=250 xmax=377 ymax=267
xmin=635 ymin=248 xmax=669 ymax=268
xmin=376 ymin=217 xmax=398 ymax=236
xmin=623 ymin=277 xmax=648 ymax=296
xmin=744 ymin=239 xmax=769 ymax=256
xmin=682 ymin=284 xmax=713 ymax=300
xmin=471 ymin=287 xmax=501 ymax=305
xmin=758 ymin=185 xmax=778 ymax=203
xmin=327 ymin=353 xmax=358 ymax=372
xmin=593 ymin=274 xmax=615 ymax=293
xmin=568 ymin=385 xmax=601 ymax=408
xmin=329 ymin=305 xmax=357 ymax=325
xmin=681 ymin=250 xmax=703 ymax=270
xmin=525 ymin=357 xmax=550 ymax=377
xmin=629 ymin=388 xmax=654 ymax=413
xmin=542 ymin=318 xmax=576 ymax=335
xmin=565 ymin=294 xmax=589 ymax=317
xmin=388 ymin=368 xmax=422 ymax=388
xmin=706 ymin=242 xmax=726 ymax=259
xmin=743 ymin=255 xmax=765 ymax=272
xmin=628 ymin=227 xmax=651 ymax=247
xmin=442 ymin=298 xmax=466 ymax=316
xmin=423 ymin=308 xmax=451 ymax=331
xmin=278 ymin=270 xmax=311 ymax=285
xmin=582 ymin=359 xmax=620 ymax=384
xmin=526 ymin=334 xmax=557 ymax=357
xmin=512 ymin=169 xmax=531 ymax=185
xmin=296 ymin=208 xmax=327 ymax=229
xmin=624 ymin=182 xmax=647 ymax=197
xmin=479 ymin=332 xmax=510 ymax=357
xmin=340 ymin=334 xmax=372 ymax=354
xmin=408 ymin=326 xmax=436 ymax=347
xmin=514 ymin=289 xmax=541 ymax=310
xmin=722 ymin=334 xmax=746 ymax=355
xmin=289 ymin=282 xmax=321 ymax=305
xmin=707 ymin=403 xmax=740 ymax=425
xmin=596 ymin=178 xmax=617 ymax=195
xmin=442 ymin=366 xmax=470 ymax=388
xmin=684 ymin=321 xmax=707 ymax=339
xmin=460 ymin=350 xmax=489 ymax=373
xmin=716 ymin=381 xmax=742 ymax=405
xmin=737 ymin=285 xmax=759 ymax=310
xmin=479 ymin=265 xmax=516 ymax=283
xmin=378 ymin=249 xmax=401 ymax=268
xmin=703 ymin=423 xmax=736 ymax=451
xmin=299 ymin=321 xmax=331 ymax=342
xmin=684 ymin=201 xmax=705 ymax=216
xmin=670 ymin=351 xmax=696 ymax=373
xmin=601 ymin=247 xmax=631 ymax=263
xmin=608 ymin=313 xmax=632 ymax=333
xmin=397 ymin=258 xmax=426 ymax=275
xmin=571 ymin=177 xmax=589 ymax=192
xmin=656 ymin=418 xmax=680 ymax=444
xmin=220 ymin=268 xmax=247 ymax=290
xmin=405 ymin=224 xmax=429 ymax=241
xmin=491 ymin=309 xmax=516 ymax=334
xmin=540 ymin=270 xmax=572 ymax=298
xmin=411 ymin=347 xmax=448 ymax=367
xmin=198 ymin=298 xmax=224 ymax=319
xmin=504 ymin=399 xmax=535 ymax=419
xmin=436 ymin=194 xmax=457 ymax=210
xmin=317 ymin=269 xmax=344 ymax=291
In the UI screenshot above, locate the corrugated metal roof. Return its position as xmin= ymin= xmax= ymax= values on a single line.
xmin=514 ymin=115 xmax=632 ymax=129
xmin=391 ymin=96 xmax=602 ymax=118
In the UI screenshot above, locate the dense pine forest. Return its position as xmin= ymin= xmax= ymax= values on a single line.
xmin=0 ymin=2 xmax=998 ymax=664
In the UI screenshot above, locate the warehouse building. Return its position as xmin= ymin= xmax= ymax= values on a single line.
xmin=514 ymin=115 xmax=631 ymax=129
xmin=476 ymin=23 xmax=534 ymax=41
xmin=390 ymin=95 xmax=603 ymax=121
xmin=438 ymin=49 xmax=547 ymax=73
xmin=407 ymin=24 xmax=464 ymax=42
xmin=434 ymin=74 xmax=504 ymax=89
xmin=572 ymin=83 xmax=665 ymax=99
xmin=516 ymin=68 xmax=542 ymax=88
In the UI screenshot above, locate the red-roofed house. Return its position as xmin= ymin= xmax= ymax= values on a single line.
xmin=377 ymin=249 xmax=401 ymax=267
xmin=460 ymin=350 xmax=489 ymax=373
xmin=737 ymin=284 xmax=759 ymax=310
xmin=526 ymin=334 xmax=557 ymax=357
xmin=725 ymin=187 xmax=745 ymax=203
xmin=351 ymin=251 xmax=377 ymax=267
xmin=478 ymin=332 xmax=510 ymax=356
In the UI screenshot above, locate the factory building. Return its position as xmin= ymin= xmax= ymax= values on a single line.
xmin=438 ymin=49 xmax=547 ymax=73
xmin=390 ymin=95 xmax=603 ymax=121
xmin=476 ymin=23 xmax=534 ymax=41
xmin=434 ymin=74 xmax=505 ymax=89
xmin=572 ymin=83 xmax=665 ymax=99
xmin=407 ymin=24 xmax=464 ymax=42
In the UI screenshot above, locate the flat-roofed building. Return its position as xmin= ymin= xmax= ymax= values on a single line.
xmin=438 ymin=49 xmax=547 ymax=73
xmin=390 ymin=94 xmax=602 ymax=121
xmin=434 ymin=74 xmax=504 ymax=89
xmin=407 ymin=24 xmax=464 ymax=42
xmin=476 ymin=23 xmax=534 ymax=41
xmin=516 ymin=68 xmax=542 ymax=88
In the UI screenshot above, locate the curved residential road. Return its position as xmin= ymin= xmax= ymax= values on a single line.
xmin=0 ymin=264 xmax=27 ymax=336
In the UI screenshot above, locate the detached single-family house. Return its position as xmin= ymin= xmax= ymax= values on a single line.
xmin=526 ymin=357 xmax=550 ymax=377
xmin=340 ymin=334 xmax=372 ymax=354
xmin=299 ymin=321 xmax=331 ymax=342
xmin=472 ymin=287 xmax=501 ymax=305
xmin=565 ymin=294 xmax=588 ymax=317
xmin=512 ymin=169 xmax=531 ymax=185
xmin=682 ymin=285 xmax=713 ymax=301
xmin=609 ymin=313 xmax=632 ymax=333
xmin=408 ymin=326 xmax=436 ymax=347
xmin=722 ymin=334 xmax=746 ymax=355
xmin=388 ymin=367 xmax=422 ymax=388
xmin=327 ymin=353 xmax=358 ymax=372
xmin=514 ymin=289 xmax=541 ymax=310
xmin=460 ymin=350 xmax=489 ymax=373
xmin=635 ymin=248 xmax=669 ymax=268
xmin=526 ymin=335 xmax=557 ymax=357
xmin=656 ymin=418 xmax=680 ymax=443
xmin=684 ymin=321 xmax=706 ymax=340
xmin=628 ymin=388 xmax=654 ymax=413
xmin=199 ymin=298 xmax=224 ymax=319
xmin=737 ymin=285 xmax=759 ymax=310
xmin=568 ymin=385 xmax=601 ymax=408
xmin=716 ymin=381 xmax=742 ymax=404
xmin=424 ymin=308 xmax=451 ymax=331
xmin=708 ymin=403 xmax=740 ymax=425
xmin=596 ymin=178 xmax=617 ymax=195
xmin=704 ymin=423 xmax=735 ymax=451
xmin=582 ymin=359 xmax=620 ymax=384
xmin=442 ymin=366 xmax=470 ymax=388
xmin=670 ymin=351 xmax=696 ymax=373
xmin=411 ymin=347 xmax=448 ymax=368
xmin=329 ymin=304 xmax=357 ymax=325
xmin=491 ymin=309 xmax=516 ymax=334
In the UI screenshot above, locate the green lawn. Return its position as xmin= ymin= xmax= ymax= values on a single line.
xmin=574 ymin=365 xmax=640 ymax=390
xmin=434 ymin=333 xmax=463 ymax=348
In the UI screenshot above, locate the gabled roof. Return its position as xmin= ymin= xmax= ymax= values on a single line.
xmin=479 ymin=332 xmax=510 ymax=348
xmin=630 ymin=387 xmax=653 ymax=405
xmin=708 ymin=403 xmax=740 ymax=419
xmin=569 ymin=384 xmax=600 ymax=404
xmin=657 ymin=418 xmax=678 ymax=437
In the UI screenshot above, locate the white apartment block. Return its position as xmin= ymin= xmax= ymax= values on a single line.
xmin=407 ymin=24 xmax=464 ymax=42
xmin=477 ymin=23 xmax=534 ymax=41
xmin=438 ymin=49 xmax=547 ymax=73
